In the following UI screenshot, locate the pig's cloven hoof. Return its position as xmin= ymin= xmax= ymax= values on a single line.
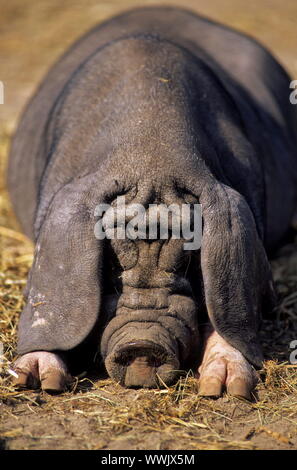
xmin=198 ymin=328 xmax=259 ymax=400
xmin=12 ymin=351 xmax=72 ymax=394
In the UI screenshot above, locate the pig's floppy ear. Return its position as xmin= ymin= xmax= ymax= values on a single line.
xmin=17 ymin=177 xmax=106 ymax=355
xmin=200 ymin=184 xmax=276 ymax=368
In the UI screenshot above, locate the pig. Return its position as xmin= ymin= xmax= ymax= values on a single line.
xmin=7 ymin=6 xmax=297 ymax=399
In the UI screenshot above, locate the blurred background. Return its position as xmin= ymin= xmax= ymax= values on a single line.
xmin=1 ymin=0 xmax=297 ymax=127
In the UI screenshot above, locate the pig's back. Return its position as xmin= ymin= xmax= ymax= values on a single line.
xmin=8 ymin=6 xmax=296 ymax=239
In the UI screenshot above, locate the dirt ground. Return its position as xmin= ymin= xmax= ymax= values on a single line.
xmin=1 ymin=0 xmax=297 ymax=451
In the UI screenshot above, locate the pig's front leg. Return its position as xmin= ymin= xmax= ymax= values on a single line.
xmin=12 ymin=352 xmax=72 ymax=393
xmin=198 ymin=326 xmax=259 ymax=400
xmin=12 ymin=179 xmax=106 ymax=394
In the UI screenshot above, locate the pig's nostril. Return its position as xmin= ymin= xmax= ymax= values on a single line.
xmin=110 ymin=340 xmax=179 ymax=388
xmin=125 ymin=354 xmax=162 ymax=368
xmin=115 ymin=340 xmax=167 ymax=368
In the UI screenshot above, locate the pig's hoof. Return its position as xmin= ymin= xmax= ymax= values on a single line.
xmin=198 ymin=329 xmax=259 ymax=400
xmin=12 ymin=351 xmax=72 ymax=394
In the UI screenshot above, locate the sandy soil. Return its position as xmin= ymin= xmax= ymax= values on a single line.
xmin=0 ymin=0 xmax=297 ymax=451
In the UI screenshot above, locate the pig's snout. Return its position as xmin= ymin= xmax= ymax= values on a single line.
xmin=100 ymin=190 xmax=200 ymax=388
xmin=106 ymin=340 xmax=179 ymax=388
xmin=101 ymin=293 xmax=199 ymax=388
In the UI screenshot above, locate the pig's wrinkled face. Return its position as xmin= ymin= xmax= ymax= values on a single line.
xmin=99 ymin=189 xmax=202 ymax=388
xmin=12 ymin=178 xmax=273 ymax=399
